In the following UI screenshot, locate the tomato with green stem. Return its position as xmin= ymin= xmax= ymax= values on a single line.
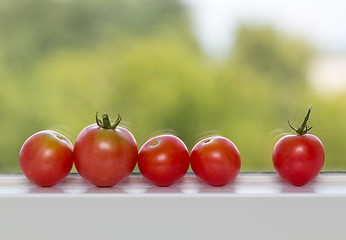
xmin=272 ymin=105 xmax=325 ymax=186
xmin=73 ymin=113 xmax=138 ymax=187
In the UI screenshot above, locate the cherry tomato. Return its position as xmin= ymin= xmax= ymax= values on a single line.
xmin=190 ymin=136 xmax=241 ymax=186
xmin=73 ymin=113 xmax=138 ymax=187
xmin=138 ymin=135 xmax=189 ymax=187
xmin=19 ymin=130 xmax=74 ymax=187
xmin=273 ymin=106 xmax=325 ymax=186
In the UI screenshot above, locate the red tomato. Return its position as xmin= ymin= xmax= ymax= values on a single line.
xmin=73 ymin=113 xmax=138 ymax=187
xmin=19 ymin=130 xmax=74 ymax=187
xmin=138 ymin=135 xmax=190 ymax=187
xmin=273 ymin=135 xmax=324 ymax=186
xmin=273 ymin=106 xmax=325 ymax=186
xmin=190 ymin=136 xmax=241 ymax=186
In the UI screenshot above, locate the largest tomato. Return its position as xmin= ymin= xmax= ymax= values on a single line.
xmin=73 ymin=113 xmax=138 ymax=187
xmin=273 ymin=106 xmax=325 ymax=186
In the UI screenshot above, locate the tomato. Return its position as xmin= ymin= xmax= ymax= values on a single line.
xmin=273 ymin=106 xmax=325 ymax=186
xmin=138 ymin=135 xmax=189 ymax=187
xmin=190 ymin=136 xmax=241 ymax=186
xmin=19 ymin=130 xmax=74 ymax=187
xmin=73 ymin=113 xmax=138 ymax=187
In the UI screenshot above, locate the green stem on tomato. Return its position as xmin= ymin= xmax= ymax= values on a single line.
xmin=288 ymin=105 xmax=313 ymax=135
xmin=96 ymin=112 xmax=122 ymax=129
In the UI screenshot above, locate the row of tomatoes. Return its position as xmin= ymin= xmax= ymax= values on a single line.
xmin=19 ymin=106 xmax=325 ymax=188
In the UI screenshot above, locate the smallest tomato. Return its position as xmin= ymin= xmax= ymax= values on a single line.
xmin=190 ymin=136 xmax=241 ymax=186
xmin=138 ymin=135 xmax=190 ymax=187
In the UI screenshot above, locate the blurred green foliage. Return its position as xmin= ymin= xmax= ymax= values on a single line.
xmin=0 ymin=0 xmax=345 ymax=172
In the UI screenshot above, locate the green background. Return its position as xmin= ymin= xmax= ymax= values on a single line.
xmin=0 ymin=0 xmax=345 ymax=172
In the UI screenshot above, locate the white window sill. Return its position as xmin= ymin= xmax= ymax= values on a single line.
xmin=1 ymin=172 xmax=346 ymax=239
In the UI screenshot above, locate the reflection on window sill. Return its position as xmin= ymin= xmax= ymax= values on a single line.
xmin=1 ymin=172 xmax=346 ymax=195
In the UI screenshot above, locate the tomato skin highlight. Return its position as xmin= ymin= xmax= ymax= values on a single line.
xmin=190 ymin=136 xmax=241 ymax=186
xmin=19 ymin=130 xmax=74 ymax=187
xmin=138 ymin=135 xmax=190 ymax=187
xmin=273 ymin=134 xmax=325 ymax=186
xmin=73 ymin=124 xmax=138 ymax=187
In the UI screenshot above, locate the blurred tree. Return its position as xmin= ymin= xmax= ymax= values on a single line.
xmin=231 ymin=26 xmax=312 ymax=85
xmin=0 ymin=0 xmax=190 ymax=71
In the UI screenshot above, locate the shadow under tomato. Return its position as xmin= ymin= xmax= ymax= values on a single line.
xmin=29 ymin=186 xmax=64 ymax=194
xmin=198 ymin=185 xmax=236 ymax=194
xmin=145 ymin=186 xmax=182 ymax=193
xmin=280 ymin=184 xmax=315 ymax=193
xmin=85 ymin=186 xmax=125 ymax=194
